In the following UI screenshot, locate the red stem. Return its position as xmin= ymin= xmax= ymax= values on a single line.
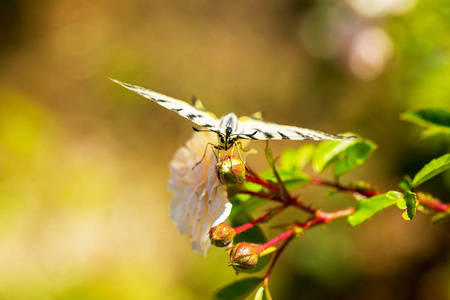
xmin=313 ymin=177 xmax=448 ymax=213
xmin=234 ymin=205 xmax=288 ymax=235
xmin=238 ymin=190 xmax=284 ymax=203
xmin=259 ymin=207 xmax=355 ymax=251
xmin=264 ymin=235 xmax=292 ymax=285
xmin=312 ymin=177 xmax=380 ymax=198
xmin=260 ymin=229 xmax=295 ymax=250
xmin=418 ymin=197 xmax=449 ymax=212
xmin=244 ymin=167 xmax=316 ymax=214
xmin=291 ymin=199 xmax=317 ymax=214
xmin=245 ymin=174 xmax=279 ymax=191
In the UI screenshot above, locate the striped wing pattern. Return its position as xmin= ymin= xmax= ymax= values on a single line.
xmin=111 ymin=79 xmax=357 ymax=145
xmin=236 ymin=117 xmax=351 ymax=141
xmin=111 ymin=79 xmax=220 ymax=130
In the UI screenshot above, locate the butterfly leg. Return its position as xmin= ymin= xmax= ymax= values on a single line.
xmin=192 ymin=142 xmax=219 ymax=170
xmin=231 ymin=141 xmax=248 ymax=167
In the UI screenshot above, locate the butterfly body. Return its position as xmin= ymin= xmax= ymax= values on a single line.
xmin=111 ymin=79 xmax=357 ymax=150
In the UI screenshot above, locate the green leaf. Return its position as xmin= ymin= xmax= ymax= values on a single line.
xmin=386 ymin=190 xmax=403 ymax=200
xmin=296 ymin=143 xmax=315 ymax=170
xmin=312 ymin=135 xmax=374 ymax=177
xmin=264 ymin=141 xmax=289 ymax=201
xmin=312 ymin=139 xmax=355 ymax=173
xmin=396 ymin=198 xmax=407 ymax=210
xmin=332 ymin=140 xmax=377 ymax=178
xmin=401 ymin=108 xmax=450 ymax=133
xmin=398 ymin=175 xmax=412 ymax=192
xmin=404 ymin=191 xmax=417 ymax=220
xmin=420 ymin=127 xmax=449 ymax=139
xmin=260 ymin=169 xmax=310 ymax=189
xmin=279 ymin=145 xmax=315 ymax=172
xmin=280 ymin=148 xmax=298 ymax=172
xmin=254 ymin=286 xmax=271 ymax=300
xmin=213 ymin=277 xmax=262 ymax=300
xmin=431 ymin=211 xmax=450 ymax=224
xmin=229 ymin=182 xmax=267 ymax=218
xmin=387 ymin=190 xmax=407 ymax=210
xmin=401 ymin=210 xmax=411 ymax=221
xmin=348 ymin=193 xmax=397 ymax=227
xmin=411 ymin=153 xmax=450 ymax=187
xmin=229 ymin=195 xmax=267 ymax=220
xmin=264 ymin=141 xmax=275 ymax=169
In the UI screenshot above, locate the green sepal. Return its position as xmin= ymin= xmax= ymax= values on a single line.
xmin=213 ymin=277 xmax=262 ymax=300
xmin=398 ymin=175 xmax=412 ymax=191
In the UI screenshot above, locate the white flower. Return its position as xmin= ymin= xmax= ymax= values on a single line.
xmin=168 ymin=132 xmax=231 ymax=254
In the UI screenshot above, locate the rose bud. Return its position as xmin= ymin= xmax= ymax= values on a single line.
xmin=228 ymin=242 xmax=261 ymax=271
xmin=216 ymin=156 xmax=246 ymax=185
xmin=210 ymin=223 xmax=236 ymax=248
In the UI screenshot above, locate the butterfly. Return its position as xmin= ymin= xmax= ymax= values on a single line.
xmin=111 ymin=79 xmax=357 ymax=151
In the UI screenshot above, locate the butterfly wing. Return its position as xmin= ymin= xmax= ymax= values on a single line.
xmin=111 ymin=79 xmax=220 ymax=130
xmin=236 ymin=116 xmax=357 ymax=141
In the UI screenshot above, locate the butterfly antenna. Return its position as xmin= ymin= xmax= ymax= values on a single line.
xmin=192 ymin=126 xmax=220 ymax=135
xmin=232 ymin=131 xmax=257 ymax=140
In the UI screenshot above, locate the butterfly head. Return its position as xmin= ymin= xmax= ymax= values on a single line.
xmin=192 ymin=126 xmax=237 ymax=151
xmin=218 ymin=127 xmax=239 ymax=151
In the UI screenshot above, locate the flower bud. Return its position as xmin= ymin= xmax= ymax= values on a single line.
xmin=228 ymin=242 xmax=261 ymax=271
xmin=210 ymin=223 xmax=236 ymax=248
xmin=216 ymin=156 xmax=246 ymax=185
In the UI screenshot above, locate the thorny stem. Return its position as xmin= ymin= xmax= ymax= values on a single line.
xmin=261 ymin=206 xmax=354 ymax=293
xmin=239 ymin=185 xmax=316 ymax=213
xmin=241 ymin=172 xmax=447 ymax=235
xmin=291 ymin=199 xmax=316 ymax=214
xmin=312 ymin=177 xmax=380 ymax=198
xmin=312 ymin=177 xmax=449 ymax=212
xmin=238 ymin=190 xmax=285 ymax=203
xmin=229 ymin=156 xmax=447 ymax=297
xmin=244 ymin=167 xmax=316 ymax=214
xmin=259 ymin=207 xmax=355 ymax=251
xmin=231 ymin=163 xmax=447 ymax=297
xmin=245 ymin=167 xmax=279 ymax=191
xmin=264 ymin=235 xmax=292 ymax=293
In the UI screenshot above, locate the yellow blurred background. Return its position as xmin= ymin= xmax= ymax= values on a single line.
xmin=0 ymin=0 xmax=448 ymax=299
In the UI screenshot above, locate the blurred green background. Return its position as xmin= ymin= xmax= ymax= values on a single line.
xmin=0 ymin=0 xmax=449 ymax=299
